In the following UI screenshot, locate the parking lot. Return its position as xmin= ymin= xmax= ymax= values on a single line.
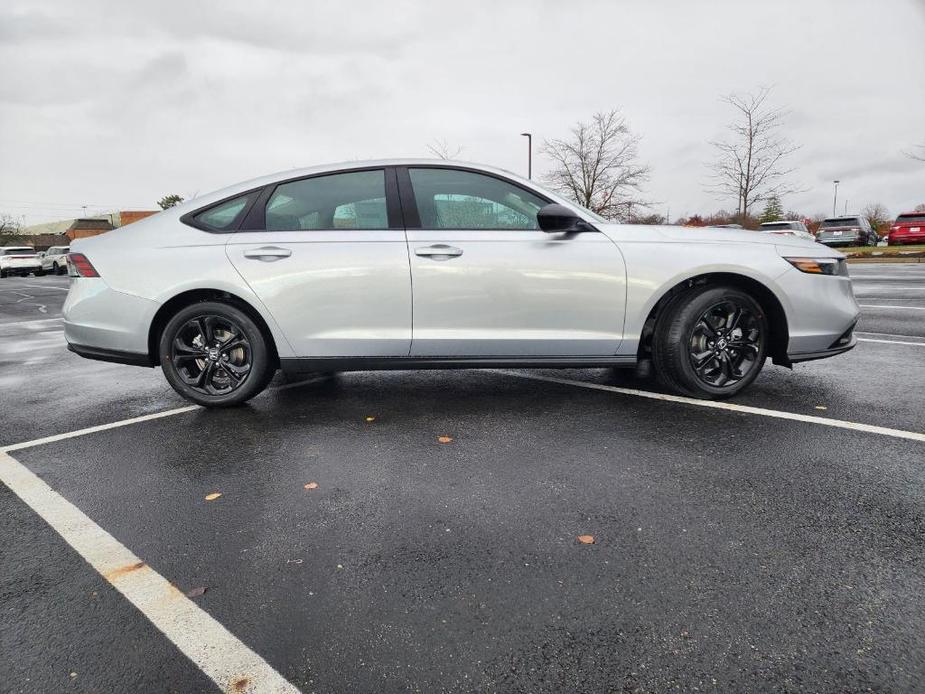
xmin=1 ymin=264 xmax=924 ymax=692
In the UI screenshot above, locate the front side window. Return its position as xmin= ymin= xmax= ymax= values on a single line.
xmin=266 ymin=170 xmax=387 ymax=231
xmin=408 ymin=168 xmax=547 ymax=230
xmin=194 ymin=195 xmax=252 ymax=230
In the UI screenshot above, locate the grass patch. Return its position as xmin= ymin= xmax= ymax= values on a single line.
xmin=838 ymin=244 xmax=925 ymax=257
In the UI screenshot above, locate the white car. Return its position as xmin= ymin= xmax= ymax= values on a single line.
xmin=63 ymin=159 xmax=859 ymax=407
xmin=40 ymin=245 xmax=70 ymax=275
xmin=0 ymin=246 xmax=43 ymax=278
xmin=759 ymin=221 xmax=816 ymax=242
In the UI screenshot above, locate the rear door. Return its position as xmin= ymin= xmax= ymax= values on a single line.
xmin=225 ymin=168 xmax=412 ymax=357
xmin=400 ymin=166 xmax=626 ymax=357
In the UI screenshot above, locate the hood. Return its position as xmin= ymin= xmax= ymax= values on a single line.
xmin=597 ymin=224 xmax=844 ymax=257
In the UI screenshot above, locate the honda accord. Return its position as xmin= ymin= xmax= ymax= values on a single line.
xmin=64 ymin=160 xmax=859 ymax=406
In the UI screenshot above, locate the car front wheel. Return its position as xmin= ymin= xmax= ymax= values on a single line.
xmin=652 ymin=285 xmax=768 ymax=399
xmin=159 ymin=301 xmax=276 ymax=407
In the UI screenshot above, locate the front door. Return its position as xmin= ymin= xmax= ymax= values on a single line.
xmin=226 ymin=168 xmax=412 ymax=357
xmin=401 ymin=166 xmax=626 ymax=357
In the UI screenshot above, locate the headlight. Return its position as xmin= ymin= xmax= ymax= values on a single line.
xmin=784 ymin=257 xmax=847 ymax=276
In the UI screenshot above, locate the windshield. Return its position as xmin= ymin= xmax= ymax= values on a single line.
xmin=896 ymin=215 xmax=925 ymax=224
xmin=2 ymin=248 xmax=35 ymax=255
xmin=821 ymin=218 xmax=860 ymax=228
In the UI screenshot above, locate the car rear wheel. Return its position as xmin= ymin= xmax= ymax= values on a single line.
xmin=652 ymin=285 xmax=768 ymax=399
xmin=159 ymin=301 xmax=276 ymax=407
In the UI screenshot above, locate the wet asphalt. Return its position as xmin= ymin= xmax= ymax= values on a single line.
xmin=1 ymin=265 xmax=923 ymax=693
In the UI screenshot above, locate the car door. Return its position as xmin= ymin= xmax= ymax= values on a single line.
xmin=225 ymin=167 xmax=412 ymax=357
xmin=400 ymin=166 xmax=626 ymax=357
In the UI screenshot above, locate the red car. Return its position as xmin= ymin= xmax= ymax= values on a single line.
xmin=888 ymin=212 xmax=925 ymax=246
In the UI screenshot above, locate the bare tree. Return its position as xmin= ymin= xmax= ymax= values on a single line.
xmin=708 ymin=87 xmax=801 ymax=216
xmin=862 ymin=202 xmax=890 ymax=232
xmin=541 ymin=110 xmax=650 ymax=220
xmin=426 ymin=138 xmax=463 ymax=160
xmin=0 ymin=213 xmax=22 ymax=235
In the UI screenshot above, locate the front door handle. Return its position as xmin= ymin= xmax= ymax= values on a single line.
xmin=415 ymin=244 xmax=463 ymax=260
xmin=243 ymin=246 xmax=292 ymax=261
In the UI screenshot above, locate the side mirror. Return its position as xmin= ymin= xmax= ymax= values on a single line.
xmin=537 ymin=203 xmax=595 ymax=233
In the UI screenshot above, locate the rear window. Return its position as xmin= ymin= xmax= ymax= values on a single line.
xmin=821 ymin=218 xmax=861 ymax=228
xmin=2 ymin=248 xmax=35 ymax=255
xmin=896 ymin=214 xmax=925 ymax=224
xmin=761 ymin=222 xmax=797 ymax=231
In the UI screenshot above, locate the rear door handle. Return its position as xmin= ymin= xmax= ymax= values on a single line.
xmin=243 ymin=246 xmax=292 ymax=261
xmin=415 ymin=244 xmax=463 ymax=260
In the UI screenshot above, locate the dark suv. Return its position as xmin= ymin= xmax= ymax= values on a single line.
xmin=815 ymin=216 xmax=878 ymax=247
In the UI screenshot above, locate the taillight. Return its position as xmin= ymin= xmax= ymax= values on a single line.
xmin=68 ymin=253 xmax=99 ymax=278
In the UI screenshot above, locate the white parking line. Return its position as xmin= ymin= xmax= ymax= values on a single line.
xmin=0 ymin=406 xmax=200 ymax=454
xmin=860 ymin=304 xmax=925 ymax=310
xmin=0 ymin=375 xmax=325 ymax=454
xmin=856 ymin=330 xmax=925 ymax=340
xmin=858 ymin=338 xmax=925 ymax=347
xmin=499 ymin=371 xmax=925 ymax=443
xmin=0 ymin=317 xmax=63 ymax=328
xmin=0 ymin=450 xmax=299 ymax=694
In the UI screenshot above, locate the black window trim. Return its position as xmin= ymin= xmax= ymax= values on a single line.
xmin=396 ymin=164 xmax=558 ymax=231
xmin=181 ymin=165 xmax=404 ymax=233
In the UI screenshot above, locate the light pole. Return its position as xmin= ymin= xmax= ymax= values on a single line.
xmin=520 ymin=132 xmax=532 ymax=179
xmin=832 ymin=180 xmax=840 ymax=217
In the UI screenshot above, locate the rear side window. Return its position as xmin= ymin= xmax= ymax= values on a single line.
xmin=265 ymin=170 xmax=387 ymax=231
xmin=193 ymin=194 xmax=253 ymax=231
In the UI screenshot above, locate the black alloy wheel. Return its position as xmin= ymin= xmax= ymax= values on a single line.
xmin=652 ymin=285 xmax=769 ymax=399
xmin=688 ymin=300 xmax=763 ymax=389
xmin=159 ymin=301 xmax=275 ymax=407
xmin=171 ymin=315 xmax=253 ymax=396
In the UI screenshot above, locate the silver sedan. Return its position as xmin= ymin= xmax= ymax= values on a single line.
xmin=63 ymin=160 xmax=859 ymax=407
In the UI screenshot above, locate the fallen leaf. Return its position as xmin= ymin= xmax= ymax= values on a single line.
xmin=577 ymin=535 xmax=596 ymax=545
xmin=365 ymin=416 xmax=376 ymax=422
xmin=185 ymin=586 xmax=207 ymax=598
xmin=304 ymin=482 xmax=319 ymax=490
xmin=814 ymin=405 xmax=828 ymax=411
xmin=437 ymin=436 xmax=454 ymax=444
xmin=204 ymin=492 xmax=222 ymax=501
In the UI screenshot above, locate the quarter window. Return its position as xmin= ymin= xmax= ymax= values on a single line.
xmin=266 ymin=170 xmax=388 ymax=231
xmin=408 ymin=168 xmax=547 ymax=230
xmin=194 ymin=195 xmax=252 ymax=230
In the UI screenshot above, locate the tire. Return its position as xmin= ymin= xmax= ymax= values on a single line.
xmin=0 ymin=270 xmax=6 ymax=278
xmin=35 ymin=268 xmax=45 ymax=276
xmin=159 ymin=301 xmax=276 ymax=407
xmin=651 ymin=285 xmax=768 ymax=399
xmin=52 ymin=262 xmax=60 ymax=275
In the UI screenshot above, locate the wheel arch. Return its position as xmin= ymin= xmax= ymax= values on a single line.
xmin=637 ymin=272 xmax=791 ymax=367
xmin=147 ymin=289 xmax=281 ymax=368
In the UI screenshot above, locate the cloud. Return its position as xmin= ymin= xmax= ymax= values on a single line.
xmin=1 ymin=0 xmax=924 ymax=223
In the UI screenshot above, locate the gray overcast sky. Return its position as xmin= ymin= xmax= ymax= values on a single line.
xmin=2 ymin=0 xmax=924 ymax=225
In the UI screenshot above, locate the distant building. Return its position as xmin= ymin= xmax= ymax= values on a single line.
xmin=66 ymin=218 xmax=116 ymax=240
xmin=14 ymin=209 xmax=159 ymax=249
xmin=20 ymin=210 xmax=159 ymax=237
